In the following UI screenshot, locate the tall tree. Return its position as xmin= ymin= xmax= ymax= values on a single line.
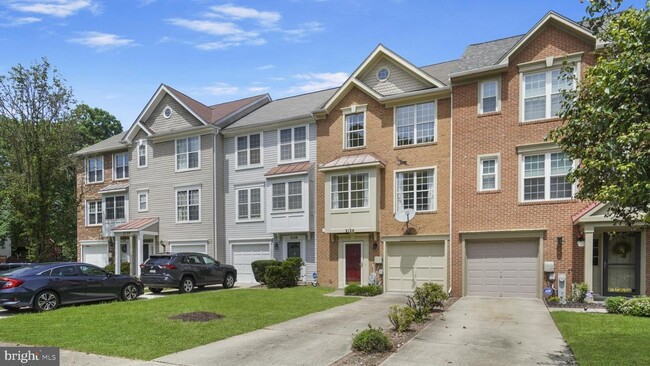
xmin=73 ymin=103 xmax=123 ymax=147
xmin=549 ymin=0 xmax=650 ymax=227
xmin=0 ymin=58 xmax=79 ymax=261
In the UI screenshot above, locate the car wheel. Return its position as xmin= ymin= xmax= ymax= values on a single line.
xmin=149 ymin=287 xmax=163 ymax=294
xmin=179 ymin=276 xmax=195 ymax=293
xmin=223 ymin=273 xmax=235 ymax=289
xmin=34 ymin=290 xmax=59 ymax=311
xmin=121 ymin=283 xmax=139 ymax=301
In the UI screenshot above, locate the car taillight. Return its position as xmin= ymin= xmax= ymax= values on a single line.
xmin=1 ymin=278 xmax=24 ymax=289
xmin=161 ymin=264 xmax=176 ymax=270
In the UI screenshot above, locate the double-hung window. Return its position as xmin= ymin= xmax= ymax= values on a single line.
xmin=138 ymin=191 xmax=148 ymax=212
xmin=237 ymin=187 xmax=262 ymax=220
xmin=105 ymin=196 xmax=125 ymax=220
xmin=87 ymin=157 xmax=103 ymax=183
xmin=279 ymin=126 xmax=307 ymax=162
xmin=395 ymin=102 xmax=435 ymax=147
xmin=344 ymin=113 xmax=365 ymax=148
xmin=522 ymin=152 xmax=573 ymax=201
xmin=272 ymin=181 xmax=302 ymax=211
xmin=523 ymin=68 xmax=573 ymax=121
xmin=331 ymin=173 xmax=368 ymax=209
xmin=237 ymin=134 xmax=261 ymax=167
xmin=176 ymin=136 xmax=200 ymax=171
xmin=137 ymin=140 xmax=147 ymax=168
xmin=114 ymin=152 xmax=129 ymax=180
xmin=176 ymin=188 xmax=200 ymax=222
xmin=86 ymin=201 xmax=102 ymax=226
xmin=478 ymin=155 xmax=499 ymax=191
xmin=396 ymin=169 xmax=436 ymax=212
xmin=479 ymin=80 xmax=499 ymax=114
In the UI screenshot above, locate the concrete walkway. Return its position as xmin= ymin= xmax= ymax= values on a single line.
xmin=154 ymin=292 xmax=406 ymax=366
xmin=382 ymin=297 xmax=575 ymax=366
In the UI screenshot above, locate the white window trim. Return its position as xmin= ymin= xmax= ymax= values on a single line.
xmin=393 ymin=166 xmax=437 ymax=213
xmin=277 ymin=124 xmax=309 ymax=163
xmin=341 ymin=104 xmax=367 ymax=150
xmin=137 ymin=190 xmax=149 ymax=213
xmin=477 ymin=154 xmax=501 ymax=192
xmin=235 ymin=185 xmax=264 ymax=223
xmin=518 ymin=150 xmax=576 ymax=203
xmin=271 ymin=180 xmax=305 ymax=213
xmin=175 ymin=186 xmax=201 ymax=224
xmin=393 ymin=101 xmax=438 ymax=147
xmin=85 ymin=156 xmax=104 ymax=184
xmin=85 ymin=200 xmax=103 ymax=227
xmin=103 ymin=195 xmax=127 ymax=221
xmin=478 ymin=79 xmax=500 ymax=114
xmin=519 ymin=57 xmax=581 ymax=123
xmin=137 ymin=139 xmax=148 ymax=168
xmin=282 ymin=235 xmax=306 ymax=261
xmin=175 ymin=136 xmax=201 ymax=172
xmin=112 ymin=152 xmax=129 ymax=181
xmin=331 ymin=172 xmax=370 ymax=210
xmin=235 ymin=133 xmax=264 ymax=170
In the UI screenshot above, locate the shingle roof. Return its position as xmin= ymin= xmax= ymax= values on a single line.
xmin=453 ymin=35 xmax=524 ymax=73
xmin=73 ymin=132 xmax=127 ymax=156
xmin=321 ymin=153 xmax=385 ymax=170
xmin=265 ymin=162 xmax=313 ymax=177
xmin=224 ymin=88 xmax=337 ymax=130
xmin=112 ymin=217 xmax=159 ymax=232
xmin=420 ymin=60 xmax=461 ymax=86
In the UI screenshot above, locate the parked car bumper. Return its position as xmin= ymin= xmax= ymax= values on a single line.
xmin=140 ymin=274 xmax=177 ymax=288
xmin=0 ymin=288 xmax=33 ymax=308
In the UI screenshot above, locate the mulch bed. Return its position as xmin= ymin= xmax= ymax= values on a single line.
xmin=168 ymin=312 xmax=224 ymax=322
xmin=332 ymin=297 xmax=458 ymax=366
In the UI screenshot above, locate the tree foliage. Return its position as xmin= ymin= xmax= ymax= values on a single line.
xmin=73 ymin=103 xmax=122 ymax=147
xmin=549 ymin=0 xmax=650 ymax=226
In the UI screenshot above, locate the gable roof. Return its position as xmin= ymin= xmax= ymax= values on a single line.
xmin=453 ymin=35 xmax=523 ymax=74
xmin=122 ymin=84 xmax=270 ymax=143
xmin=420 ymin=59 xmax=462 ymax=86
xmin=321 ymin=44 xmax=446 ymax=114
xmin=224 ymin=88 xmax=337 ymax=131
xmin=73 ymin=131 xmax=127 ymax=156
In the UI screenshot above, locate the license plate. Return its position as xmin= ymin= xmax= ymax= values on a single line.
xmin=149 ymin=270 xmax=156 ymax=273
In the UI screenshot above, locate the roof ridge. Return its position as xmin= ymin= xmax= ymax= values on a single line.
xmin=208 ymin=93 xmax=269 ymax=108
xmin=466 ymin=34 xmax=524 ymax=47
xmin=163 ymin=84 xmax=209 ymax=109
xmin=272 ymin=87 xmax=339 ymax=102
xmin=419 ymin=59 xmax=461 ymax=68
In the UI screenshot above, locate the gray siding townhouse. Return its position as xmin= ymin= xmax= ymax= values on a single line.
xmin=76 ymin=84 xmax=269 ymax=276
xmin=221 ymin=89 xmax=336 ymax=283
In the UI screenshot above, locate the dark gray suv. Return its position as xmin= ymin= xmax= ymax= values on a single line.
xmin=139 ymin=252 xmax=237 ymax=294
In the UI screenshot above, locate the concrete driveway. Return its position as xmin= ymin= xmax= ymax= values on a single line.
xmin=382 ymin=297 xmax=575 ymax=366
xmin=155 ymin=292 xmax=406 ymax=366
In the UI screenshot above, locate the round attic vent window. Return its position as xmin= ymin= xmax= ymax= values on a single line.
xmin=377 ymin=67 xmax=390 ymax=82
xmin=163 ymin=106 xmax=173 ymax=119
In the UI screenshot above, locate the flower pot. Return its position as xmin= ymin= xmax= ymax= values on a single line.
xmin=577 ymin=240 xmax=585 ymax=247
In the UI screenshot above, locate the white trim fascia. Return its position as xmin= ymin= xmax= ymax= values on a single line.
xmin=460 ymin=229 xmax=546 ymax=240
xmin=516 ymin=141 xmax=559 ymax=154
xmin=265 ymin=170 xmax=310 ymax=179
xmin=150 ymin=125 xmax=216 ymax=143
xmin=449 ymin=64 xmax=508 ymax=80
xmin=381 ymin=234 xmax=450 ymax=242
xmin=318 ymin=161 xmax=383 ymax=173
xmin=79 ymin=239 xmax=108 ymax=245
xmin=497 ymin=12 xmax=595 ymax=66
xmin=380 ymin=87 xmax=450 ymax=106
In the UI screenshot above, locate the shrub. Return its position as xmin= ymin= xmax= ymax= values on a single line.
xmin=604 ymin=296 xmax=628 ymax=314
xmin=104 ymin=262 xmax=131 ymax=274
xmin=251 ymin=259 xmax=279 ymax=284
xmin=351 ymin=325 xmax=393 ymax=353
xmin=388 ymin=305 xmax=416 ymax=333
xmin=344 ymin=284 xmax=383 ymax=296
xmin=571 ymin=282 xmax=589 ymax=303
xmin=547 ymin=296 xmax=560 ymax=304
xmin=620 ymin=297 xmax=650 ymax=317
xmin=407 ymin=282 xmax=448 ymax=322
xmin=284 ymin=257 xmax=304 ymax=284
xmin=264 ymin=258 xmax=304 ymax=289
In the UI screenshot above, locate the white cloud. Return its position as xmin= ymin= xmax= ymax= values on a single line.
xmin=6 ymin=0 xmax=98 ymax=18
xmin=68 ymin=32 xmax=135 ymax=50
xmin=167 ymin=18 xmax=265 ymax=47
xmin=256 ymin=64 xmax=274 ymax=71
xmin=248 ymin=86 xmax=270 ymax=93
xmin=204 ymin=83 xmax=239 ymax=96
xmin=284 ymin=21 xmax=324 ymax=41
xmin=289 ymin=72 xmax=347 ymax=93
xmin=209 ymin=4 xmax=280 ymax=28
xmin=196 ymin=41 xmax=234 ymax=51
xmin=1 ymin=16 xmax=41 ymax=26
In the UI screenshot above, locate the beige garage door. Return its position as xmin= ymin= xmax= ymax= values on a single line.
xmin=386 ymin=242 xmax=446 ymax=293
xmin=466 ymin=241 xmax=538 ymax=298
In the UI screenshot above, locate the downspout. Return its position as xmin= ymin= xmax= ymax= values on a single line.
xmin=448 ymin=92 xmax=454 ymax=296
xmin=213 ymin=130 xmax=218 ymax=260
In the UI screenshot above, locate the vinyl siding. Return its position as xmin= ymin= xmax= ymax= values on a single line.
xmin=361 ymin=58 xmax=429 ymax=96
xmin=144 ymin=94 xmax=204 ymax=133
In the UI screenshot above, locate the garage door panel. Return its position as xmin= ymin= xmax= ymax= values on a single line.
xmin=386 ymin=242 xmax=446 ymax=293
xmin=232 ymin=244 xmax=271 ymax=283
xmin=82 ymin=244 xmax=108 ymax=267
xmin=466 ymin=241 xmax=538 ymax=298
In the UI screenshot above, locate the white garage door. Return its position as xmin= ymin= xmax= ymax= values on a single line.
xmin=169 ymin=242 xmax=207 ymax=254
xmin=466 ymin=241 xmax=538 ymax=298
xmin=232 ymin=244 xmax=271 ymax=283
xmin=386 ymin=242 xmax=446 ymax=293
xmin=82 ymin=243 xmax=109 ymax=267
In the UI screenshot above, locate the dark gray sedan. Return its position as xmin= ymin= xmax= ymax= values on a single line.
xmin=0 ymin=262 xmax=144 ymax=311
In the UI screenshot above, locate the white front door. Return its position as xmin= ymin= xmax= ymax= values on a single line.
xmin=232 ymin=244 xmax=271 ymax=283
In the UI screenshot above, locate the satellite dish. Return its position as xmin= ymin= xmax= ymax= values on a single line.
xmin=394 ymin=208 xmax=416 ymax=223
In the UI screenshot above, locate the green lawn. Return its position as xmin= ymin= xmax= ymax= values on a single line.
xmin=0 ymin=287 xmax=357 ymax=360
xmin=552 ymin=311 xmax=650 ymax=365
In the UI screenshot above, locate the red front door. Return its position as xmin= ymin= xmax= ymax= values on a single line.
xmin=345 ymin=244 xmax=361 ymax=284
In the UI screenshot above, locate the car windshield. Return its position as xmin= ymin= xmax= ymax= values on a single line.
xmin=146 ymin=256 xmax=173 ymax=265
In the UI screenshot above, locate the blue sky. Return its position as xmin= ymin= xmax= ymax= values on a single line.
xmin=0 ymin=0 xmax=645 ymax=129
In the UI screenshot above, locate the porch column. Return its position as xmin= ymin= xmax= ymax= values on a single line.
xmin=584 ymin=229 xmax=594 ymax=290
xmin=114 ymin=236 xmax=121 ymax=274
xmin=136 ymin=232 xmax=144 ymax=277
xmin=129 ymin=235 xmax=134 ymax=275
